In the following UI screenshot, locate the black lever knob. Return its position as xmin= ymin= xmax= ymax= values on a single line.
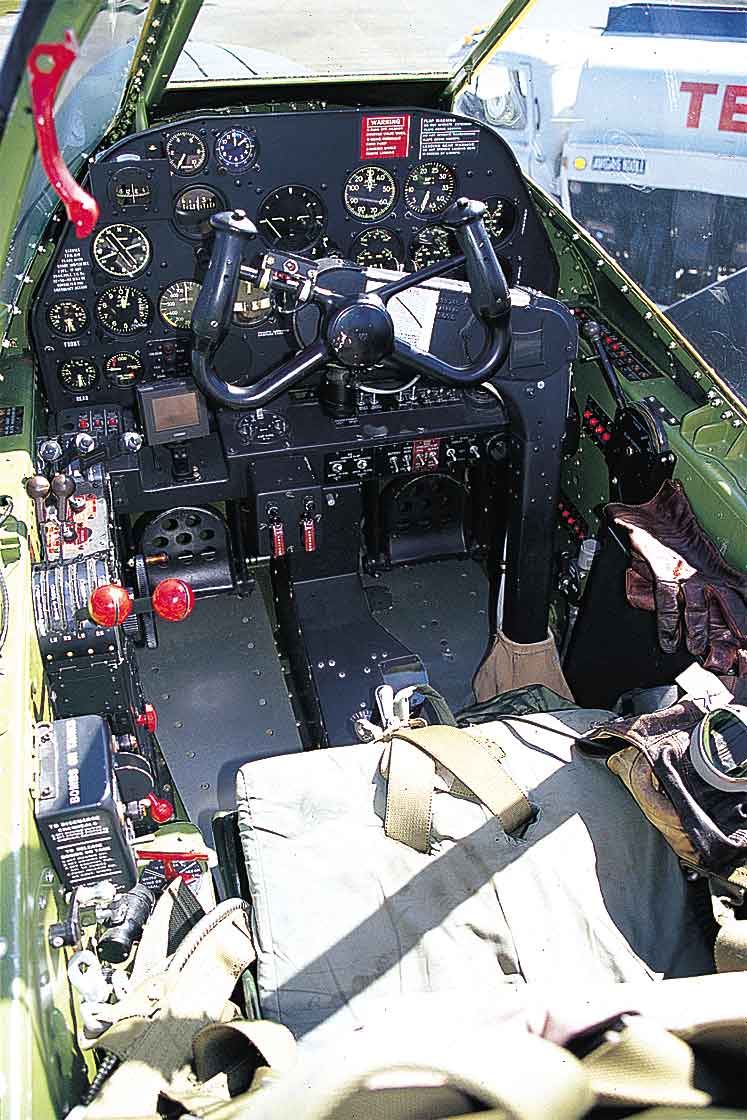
xmin=25 ymin=474 xmax=50 ymax=525
xmin=442 ymin=197 xmax=511 ymax=324
xmin=192 ymin=209 xmax=258 ymax=352
xmin=51 ymin=473 xmax=75 ymax=523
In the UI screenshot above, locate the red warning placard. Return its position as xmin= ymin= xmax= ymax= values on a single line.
xmin=360 ymin=114 xmax=411 ymax=160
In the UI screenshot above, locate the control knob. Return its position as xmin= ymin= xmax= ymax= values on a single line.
xmin=25 ymin=474 xmax=50 ymax=525
xmin=120 ymin=431 xmax=143 ymax=455
xmin=75 ymin=431 xmax=96 ymax=456
xmin=50 ymin=473 xmax=76 ymax=523
xmin=39 ymin=439 xmax=63 ymax=465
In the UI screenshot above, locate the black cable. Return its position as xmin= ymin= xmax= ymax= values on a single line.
xmin=81 ymin=1053 xmax=120 ymax=1106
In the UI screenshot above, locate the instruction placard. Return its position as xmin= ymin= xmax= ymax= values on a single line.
xmin=419 ymin=117 xmax=481 ymax=159
xmin=360 ymin=114 xmax=411 ymax=160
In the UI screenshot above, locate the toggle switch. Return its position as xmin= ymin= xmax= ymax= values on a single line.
xmin=267 ymin=506 xmax=286 ymax=558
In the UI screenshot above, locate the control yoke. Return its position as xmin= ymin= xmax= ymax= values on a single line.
xmin=190 ymin=200 xmax=512 ymax=410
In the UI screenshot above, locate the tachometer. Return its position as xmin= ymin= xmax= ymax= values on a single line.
xmin=404 ymin=162 xmax=456 ymax=216
xmin=96 ymin=286 xmax=152 ymax=335
xmin=159 ymin=281 xmax=201 ymax=329
xmin=92 ymin=223 xmax=151 ymax=278
xmin=58 ymin=358 xmax=97 ymax=392
xmin=47 ymin=300 xmax=88 ymax=336
xmin=350 ymin=227 xmax=405 ymax=270
xmin=174 ymin=186 xmax=224 ymax=238
xmin=233 ymin=280 xmax=273 ymax=326
xmin=483 ymin=197 xmax=518 ymax=247
xmin=215 ymin=127 xmax=257 ymax=171
xmin=105 ymin=352 xmax=143 ymax=387
xmin=257 ymin=186 xmax=325 ymax=251
xmin=344 ymin=166 xmax=396 ymax=221
xmin=166 ymin=129 xmax=207 ymax=175
xmin=410 ymin=226 xmax=459 ymax=269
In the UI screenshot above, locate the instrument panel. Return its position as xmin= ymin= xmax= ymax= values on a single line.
xmin=32 ymin=107 xmax=558 ymax=412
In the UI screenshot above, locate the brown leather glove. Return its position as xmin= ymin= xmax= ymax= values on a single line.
xmin=607 ymin=480 xmax=747 ymax=675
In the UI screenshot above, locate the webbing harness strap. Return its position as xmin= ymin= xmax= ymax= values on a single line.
xmin=711 ymin=865 xmax=747 ymax=973
xmin=383 ymin=724 xmax=534 ymax=853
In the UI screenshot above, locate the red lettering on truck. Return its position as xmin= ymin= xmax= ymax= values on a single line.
xmin=719 ymin=85 xmax=747 ymax=132
xmin=680 ymin=81 xmax=719 ymax=128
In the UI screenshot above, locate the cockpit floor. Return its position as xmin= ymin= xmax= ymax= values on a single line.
xmin=135 ymin=577 xmax=302 ymax=842
xmin=364 ymin=557 xmax=491 ymax=714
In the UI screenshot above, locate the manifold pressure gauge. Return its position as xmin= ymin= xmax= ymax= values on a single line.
xmin=404 ymin=162 xmax=456 ymax=215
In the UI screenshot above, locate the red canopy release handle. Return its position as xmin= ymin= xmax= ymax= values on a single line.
xmin=27 ymin=30 xmax=99 ymax=239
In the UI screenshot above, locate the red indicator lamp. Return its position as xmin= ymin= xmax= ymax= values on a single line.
xmin=88 ymin=583 xmax=132 ymax=627
xmin=151 ymin=578 xmax=195 ymax=622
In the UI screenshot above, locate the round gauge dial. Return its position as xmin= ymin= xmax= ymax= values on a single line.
xmin=47 ymin=299 xmax=88 ymax=336
xmin=233 ymin=280 xmax=273 ymax=326
xmin=344 ymin=165 xmax=396 ymax=221
xmin=350 ymin=227 xmax=405 ymax=270
xmin=110 ymin=166 xmax=152 ymax=209
xmin=105 ymin=352 xmax=143 ymax=387
xmin=410 ymin=226 xmax=459 ymax=269
xmin=92 ymin=223 xmax=150 ymax=278
xmin=166 ymin=129 xmax=208 ymax=175
xmin=404 ymin=162 xmax=456 ymax=216
xmin=174 ymin=185 xmax=224 ymax=238
xmin=483 ymin=197 xmax=518 ymax=247
xmin=215 ymin=126 xmax=257 ymax=171
xmin=96 ymin=286 xmax=152 ymax=335
xmin=58 ymin=358 xmax=97 ymax=392
xmin=159 ymin=280 xmax=201 ymax=329
xmin=257 ymin=186 xmax=325 ymax=251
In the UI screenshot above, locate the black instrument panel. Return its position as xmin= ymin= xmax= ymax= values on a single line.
xmin=32 ymin=107 xmax=558 ymax=412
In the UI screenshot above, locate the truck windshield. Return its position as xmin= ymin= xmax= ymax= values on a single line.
xmin=456 ymin=0 xmax=747 ymax=406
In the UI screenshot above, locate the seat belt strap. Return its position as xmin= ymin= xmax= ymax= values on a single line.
xmin=711 ymin=865 xmax=747 ymax=973
xmin=384 ymin=724 xmax=533 ymax=853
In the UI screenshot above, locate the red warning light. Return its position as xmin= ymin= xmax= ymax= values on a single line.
xmin=151 ymin=578 xmax=194 ymax=622
xmin=88 ymin=583 xmax=132 ymax=627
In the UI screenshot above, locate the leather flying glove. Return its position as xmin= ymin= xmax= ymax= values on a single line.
xmin=607 ymin=480 xmax=747 ymax=675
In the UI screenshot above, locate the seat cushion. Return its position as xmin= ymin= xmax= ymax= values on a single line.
xmin=236 ymin=709 xmax=713 ymax=1049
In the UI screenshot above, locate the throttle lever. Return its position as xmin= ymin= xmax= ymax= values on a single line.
xmin=192 ymin=209 xmax=257 ymax=353
xmin=442 ymin=197 xmax=511 ymax=324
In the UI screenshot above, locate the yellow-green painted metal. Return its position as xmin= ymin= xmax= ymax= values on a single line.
xmin=107 ymin=0 xmax=203 ymax=141
xmin=445 ymin=0 xmax=538 ymax=99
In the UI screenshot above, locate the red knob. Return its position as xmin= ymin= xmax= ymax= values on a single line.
xmin=88 ymin=583 xmax=132 ymax=627
xmin=135 ymin=702 xmax=158 ymax=734
xmin=151 ymin=578 xmax=194 ymax=622
xmin=147 ymin=791 xmax=174 ymax=824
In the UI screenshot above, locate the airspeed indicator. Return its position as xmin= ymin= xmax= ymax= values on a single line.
xmin=344 ymin=166 xmax=396 ymax=221
xmin=159 ymin=280 xmax=201 ymax=329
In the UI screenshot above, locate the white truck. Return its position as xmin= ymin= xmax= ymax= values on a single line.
xmin=458 ymin=2 xmax=747 ymax=305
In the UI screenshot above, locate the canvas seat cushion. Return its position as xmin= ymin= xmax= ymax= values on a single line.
xmin=235 ymin=709 xmax=714 ymax=1050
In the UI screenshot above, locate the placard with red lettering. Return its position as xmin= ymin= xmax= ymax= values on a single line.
xmin=360 ymin=114 xmax=411 ymax=160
